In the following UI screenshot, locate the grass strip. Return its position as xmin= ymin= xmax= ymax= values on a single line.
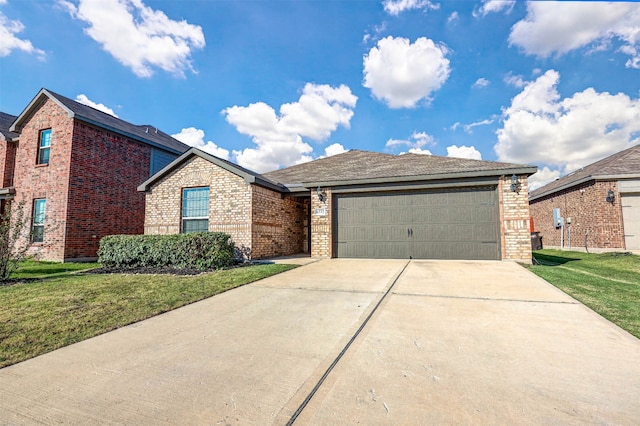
xmin=0 ymin=264 xmax=297 ymax=368
xmin=528 ymin=249 xmax=640 ymax=339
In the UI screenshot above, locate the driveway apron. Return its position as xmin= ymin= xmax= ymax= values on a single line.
xmin=1 ymin=259 xmax=639 ymax=425
xmin=0 ymin=259 xmax=406 ymax=424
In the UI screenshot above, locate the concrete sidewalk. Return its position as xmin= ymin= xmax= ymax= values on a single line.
xmin=1 ymin=260 xmax=639 ymax=425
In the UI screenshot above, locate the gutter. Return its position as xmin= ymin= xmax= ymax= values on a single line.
xmin=529 ymin=173 xmax=640 ymax=201
xmin=302 ymin=166 xmax=537 ymax=188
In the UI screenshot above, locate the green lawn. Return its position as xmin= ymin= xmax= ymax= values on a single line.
xmin=0 ymin=263 xmax=298 ymax=368
xmin=528 ymin=249 xmax=640 ymax=338
xmin=11 ymin=260 xmax=101 ymax=279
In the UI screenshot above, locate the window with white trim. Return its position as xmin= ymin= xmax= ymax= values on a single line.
xmin=181 ymin=187 xmax=209 ymax=233
xmin=37 ymin=129 xmax=51 ymax=165
xmin=31 ymin=199 xmax=46 ymax=243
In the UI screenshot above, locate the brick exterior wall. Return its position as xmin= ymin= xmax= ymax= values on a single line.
xmin=64 ymin=122 xmax=151 ymax=260
xmin=499 ymin=175 xmax=533 ymax=263
xmin=0 ymin=140 xmax=17 ymax=188
xmin=143 ymin=156 xmax=253 ymax=249
xmin=143 ymin=156 xmax=308 ymax=259
xmin=251 ymin=186 xmax=308 ymax=258
xmin=529 ymin=181 xmax=625 ymax=250
xmin=311 ymin=188 xmax=332 ymax=258
xmin=12 ymin=98 xmax=74 ymax=261
xmin=11 ymin=97 xmax=163 ymax=261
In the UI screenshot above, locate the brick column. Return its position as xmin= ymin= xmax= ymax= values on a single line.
xmin=310 ymin=187 xmax=332 ymax=258
xmin=500 ymin=175 xmax=532 ymax=263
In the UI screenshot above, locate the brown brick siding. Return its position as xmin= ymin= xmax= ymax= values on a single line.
xmin=499 ymin=175 xmax=533 ymax=263
xmin=11 ymin=98 xmax=160 ymax=261
xmin=311 ymin=188 xmax=332 ymax=258
xmin=144 ymin=156 xmax=252 ymax=249
xmin=0 ymin=140 xmax=17 ymax=188
xmin=529 ymin=181 xmax=625 ymax=250
xmin=12 ymin=98 xmax=74 ymax=261
xmin=251 ymin=186 xmax=308 ymax=259
xmin=143 ymin=156 xmax=309 ymax=259
xmin=64 ymin=122 xmax=151 ymax=259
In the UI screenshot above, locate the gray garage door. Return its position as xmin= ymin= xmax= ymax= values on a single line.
xmin=334 ymin=187 xmax=500 ymax=260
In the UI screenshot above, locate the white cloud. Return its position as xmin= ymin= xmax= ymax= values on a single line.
xmin=224 ymin=83 xmax=357 ymax=173
xmin=509 ymin=2 xmax=640 ymax=69
xmin=474 ymin=0 xmax=515 ymax=18
xmin=463 ymin=118 xmax=494 ymax=134
xmin=404 ymin=148 xmax=432 ymax=155
xmin=363 ymin=36 xmax=450 ymax=108
xmin=172 ymin=127 xmax=230 ymax=160
xmin=383 ymin=0 xmax=439 ymax=16
xmin=528 ymin=166 xmax=561 ymax=192
xmin=0 ymin=5 xmax=45 ymax=58
xmin=60 ymin=0 xmax=205 ymax=77
xmin=473 ymin=77 xmax=490 ymax=88
xmin=446 ymin=145 xmax=482 ymax=160
xmin=75 ymin=94 xmax=118 ymax=117
xmin=323 ymin=143 xmax=348 ymax=157
xmin=450 ymin=118 xmax=494 ymax=133
xmin=495 ymin=69 xmax=640 ymax=174
xmin=504 ymin=72 xmax=526 ymax=88
xmin=386 ymin=131 xmax=435 ymax=150
xmin=447 ymin=11 xmax=459 ymax=24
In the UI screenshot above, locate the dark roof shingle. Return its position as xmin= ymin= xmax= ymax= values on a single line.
xmin=11 ymin=89 xmax=189 ymax=155
xmin=0 ymin=112 xmax=19 ymax=141
xmin=263 ymin=150 xmax=535 ymax=186
xmin=530 ymin=144 xmax=640 ymax=200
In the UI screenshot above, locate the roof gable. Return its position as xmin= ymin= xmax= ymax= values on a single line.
xmin=530 ymin=144 xmax=640 ymax=200
xmin=138 ymin=147 xmax=284 ymax=192
xmin=9 ymin=88 xmax=188 ymax=155
xmin=0 ymin=112 xmax=19 ymax=142
xmin=263 ymin=150 xmax=536 ymax=186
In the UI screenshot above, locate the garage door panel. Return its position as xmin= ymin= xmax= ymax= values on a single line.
xmin=334 ymin=187 xmax=500 ymax=260
xmin=337 ymin=225 xmax=407 ymax=242
xmin=337 ymin=241 xmax=409 ymax=259
xmin=622 ymin=194 xmax=640 ymax=250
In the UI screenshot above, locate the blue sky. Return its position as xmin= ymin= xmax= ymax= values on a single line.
xmin=1 ymin=0 xmax=639 ymax=188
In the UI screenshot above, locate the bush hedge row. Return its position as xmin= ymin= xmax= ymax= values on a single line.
xmin=98 ymin=232 xmax=235 ymax=270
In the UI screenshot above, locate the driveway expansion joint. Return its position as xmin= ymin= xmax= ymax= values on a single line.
xmin=285 ymin=261 xmax=410 ymax=426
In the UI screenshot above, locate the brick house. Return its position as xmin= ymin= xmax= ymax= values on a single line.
xmin=0 ymin=88 xmax=189 ymax=261
xmin=139 ymin=148 xmax=537 ymax=262
xmin=529 ymin=144 xmax=640 ymax=252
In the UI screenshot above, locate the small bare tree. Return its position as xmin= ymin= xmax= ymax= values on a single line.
xmin=0 ymin=201 xmax=34 ymax=281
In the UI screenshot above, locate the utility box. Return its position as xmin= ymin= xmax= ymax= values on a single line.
xmin=553 ymin=208 xmax=563 ymax=229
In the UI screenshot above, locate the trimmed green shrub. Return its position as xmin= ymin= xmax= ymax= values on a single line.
xmin=98 ymin=232 xmax=235 ymax=270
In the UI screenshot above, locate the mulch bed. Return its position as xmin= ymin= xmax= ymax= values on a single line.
xmin=85 ymin=266 xmax=209 ymax=275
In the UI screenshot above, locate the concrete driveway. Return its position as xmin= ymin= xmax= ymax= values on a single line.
xmin=1 ymin=259 xmax=639 ymax=425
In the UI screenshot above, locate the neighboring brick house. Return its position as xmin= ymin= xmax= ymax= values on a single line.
xmin=0 ymin=88 xmax=189 ymax=261
xmin=529 ymin=144 xmax=640 ymax=252
xmin=139 ymin=148 xmax=536 ymax=262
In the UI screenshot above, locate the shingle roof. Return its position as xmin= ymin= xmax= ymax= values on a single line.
xmin=10 ymin=89 xmax=189 ymax=155
xmin=0 ymin=112 xmax=19 ymax=142
xmin=529 ymin=144 xmax=640 ymax=201
xmin=263 ymin=150 xmax=536 ymax=186
xmin=138 ymin=147 xmax=283 ymax=192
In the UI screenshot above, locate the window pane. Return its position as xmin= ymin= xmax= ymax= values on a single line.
xmin=32 ymin=226 xmax=44 ymax=243
xmin=32 ymin=199 xmax=46 ymax=243
xmin=33 ymin=199 xmax=46 ymax=225
xmin=40 ymin=129 xmax=51 ymax=148
xmin=38 ymin=147 xmax=50 ymax=165
xmin=182 ymin=219 xmax=209 ymax=233
xmin=182 ymin=188 xmax=209 ymax=218
xmin=38 ymin=129 xmax=51 ymax=165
